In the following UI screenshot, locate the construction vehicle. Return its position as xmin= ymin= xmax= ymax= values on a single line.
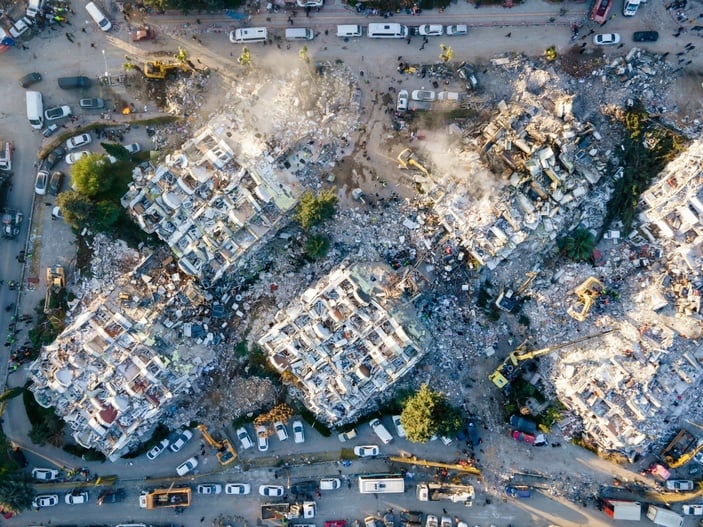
xmin=143 ymin=60 xmax=190 ymax=80
xmin=141 ymin=487 xmax=191 ymax=509
xmin=389 ymin=455 xmax=481 ymax=477
xmin=489 ymin=329 xmax=614 ymax=389
xmin=661 ymin=426 xmax=703 ymax=469
xmin=2 ymin=209 xmax=22 ymax=238
xmin=567 ymin=276 xmax=604 ymax=322
xmin=495 ymin=271 xmax=537 ymax=313
xmin=398 ymin=148 xmax=430 ymax=177
xmin=44 ymin=265 xmax=65 ymax=314
xmin=196 ymin=424 xmax=237 ymax=465
xmin=416 ymin=482 xmax=474 ymax=505
xmin=131 ymin=25 xmax=155 ymax=42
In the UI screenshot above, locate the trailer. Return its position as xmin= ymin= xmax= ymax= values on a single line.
xmin=646 ymin=505 xmax=683 ymax=527
xmin=416 ymin=483 xmax=474 ymax=505
xmin=143 ymin=487 xmax=191 ymax=509
xmin=602 ymin=499 xmax=641 ymax=521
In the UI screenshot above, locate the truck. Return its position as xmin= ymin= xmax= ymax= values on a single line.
xmin=416 ymin=483 xmax=474 ymax=505
xmin=2 ymin=209 xmax=22 ymax=238
xmin=646 ymin=505 xmax=683 ymax=527
xmin=602 ymin=499 xmax=641 ymax=521
xmin=261 ymin=502 xmax=316 ymax=521
xmin=142 ymin=487 xmax=191 ymax=509
xmin=0 ymin=139 xmax=12 ymax=172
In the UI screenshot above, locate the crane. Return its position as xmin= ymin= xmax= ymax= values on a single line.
xmin=388 ymin=455 xmax=482 ymax=477
xmin=489 ymin=329 xmax=615 ymax=389
xmin=196 ymin=424 xmax=237 ymax=466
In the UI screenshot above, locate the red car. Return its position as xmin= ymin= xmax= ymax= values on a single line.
xmin=326 ymin=521 xmax=348 ymax=527
xmin=512 ymin=430 xmax=536 ymax=444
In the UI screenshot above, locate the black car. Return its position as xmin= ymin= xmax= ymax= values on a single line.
xmin=19 ymin=72 xmax=42 ymax=88
xmin=57 ymin=76 xmax=92 ymax=89
xmin=80 ymin=98 xmax=105 ymax=109
xmin=44 ymin=147 xmax=65 ymax=170
xmin=49 ymin=171 xmax=64 ymax=196
xmin=633 ymin=31 xmax=659 ymax=42
xmin=96 ymin=488 xmax=126 ymax=505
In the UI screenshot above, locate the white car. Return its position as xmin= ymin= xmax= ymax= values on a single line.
xmin=65 ymin=491 xmax=88 ymax=505
xmin=35 ymin=170 xmax=48 ymax=195
xmin=225 ymin=483 xmax=251 ymax=495
xmin=665 ymin=479 xmax=694 ymax=491
xmin=292 ymin=420 xmax=305 ymax=444
xmin=197 ymin=484 xmax=222 ymax=495
xmin=236 ymin=427 xmax=254 ymax=449
xmin=146 ymin=438 xmax=170 ymax=460
xmin=392 ymin=415 xmax=406 ymax=438
xmin=170 ymin=429 xmax=193 ymax=452
xmin=354 ymin=445 xmax=380 ymax=457
xmin=593 ymin=32 xmax=621 ymax=45
xmin=32 ymin=494 xmax=59 ymax=508
xmin=338 ymin=428 xmax=358 ymax=442
xmin=296 ymin=0 xmax=322 ymax=6
xmin=176 ymin=456 xmax=198 ymax=476
xmin=259 ymin=485 xmax=285 ymax=497
xmin=45 ymin=105 xmax=72 ymax=121
xmin=65 ymin=151 xmax=89 ymax=165
xmin=397 ymin=89 xmax=408 ymax=112
xmin=411 ymin=90 xmax=436 ymax=102
xmin=257 ymin=425 xmax=269 ymax=452
xmin=418 ymin=24 xmax=443 ymax=36
xmin=684 ymin=504 xmax=703 ymax=515
xmin=274 ymin=422 xmax=289 ymax=441
xmin=65 ymin=133 xmax=92 ymax=150
xmin=32 ymin=467 xmax=60 ymax=481
xmin=125 ymin=143 xmax=141 ymax=154
xmin=445 ymin=24 xmax=468 ymax=36
xmin=425 ymin=515 xmax=438 ymax=527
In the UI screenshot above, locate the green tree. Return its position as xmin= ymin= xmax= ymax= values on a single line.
xmin=294 ymin=189 xmax=338 ymax=230
xmin=557 ymin=227 xmax=595 ymax=262
xmin=399 ymin=385 xmax=462 ymax=443
xmin=101 ymin=142 xmax=130 ymax=161
xmin=304 ymin=234 xmax=330 ymax=260
xmin=57 ymin=191 xmax=95 ymax=229
xmin=70 ymin=153 xmax=112 ymax=197
xmin=93 ymin=201 xmax=121 ymax=232
xmin=0 ymin=477 xmax=34 ymax=514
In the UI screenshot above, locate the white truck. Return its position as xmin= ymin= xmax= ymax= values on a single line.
xmin=416 ymin=483 xmax=474 ymax=505
xmin=646 ymin=505 xmax=683 ymax=527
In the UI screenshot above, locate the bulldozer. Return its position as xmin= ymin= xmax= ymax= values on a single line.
xmin=143 ymin=60 xmax=190 ymax=80
xmin=196 ymin=424 xmax=237 ymax=466
xmin=567 ymin=276 xmax=605 ymax=322
xmin=44 ymin=265 xmax=65 ymax=314
xmin=489 ymin=329 xmax=615 ymax=389
xmin=2 ymin=209 xmax=23 ymax=238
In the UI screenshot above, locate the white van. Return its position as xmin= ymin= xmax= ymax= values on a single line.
xmin=285 ymin=27 xmax=314 ymax=40
xmin=26 ymin=91 xmax=43 ymax=129
xmin=320 ymin=478 xmax=341 ymax=490
xmin=26 ymin=0 xmax=43 ymax=18
xmin=367 ymin=23 xmax=408 ymax=39
xmin=337 ymin=24 xmax=362 ymax=38
xmin=229 ymin=27 xmax=267 ymax=43
xmin=85 ymin=2 xmax=111 ymax=31
xmin=369 ymin=418 xmax=393 ymax=444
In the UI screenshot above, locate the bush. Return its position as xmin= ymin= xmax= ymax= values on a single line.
xmin=63 ymin=444 xmax=106 ymax=462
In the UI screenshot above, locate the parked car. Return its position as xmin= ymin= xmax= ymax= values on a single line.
xmin=633 ymin=30 xmax=658 ymax=42
xmin=146 ymin=438 xmax=170 ymax=460
xmin=49 ymin=171 xmax=64 ymax=196
xmin=32 ymin=494 xmax=59 ymax=508
xmin=445 ymin=24 xmax=468 ymax=36
xmin=32 ymin=468 xmax=60 ymax=481
xmin=35 ymin=170 xmax=48 ymax=195
xmin=96 ymin=488 xmax=126 ymax=505
xmin=683 ymin=504 xmax=703 ymax=515
xmin=176 ymin=456 xmax=198 ymax=476
xmin=293 ymin=420 xmax=305 ymax=443
xmin=593 ymin=33 xmax=621 ymax=45
xmin=44 ymin=147 xmax=65 ymax=170
xmin=58 ymin=76 xmax=92 ymax=89
xmin=274 ymin=422 xmax=289 ymax=441
xmin=197 ymin=484 xmax=222 ymax=495
xmin=169 ymin=429 xmax=193 ymax=452
xmin=19 ymin=72 xmax=42 ymax=88
xmin=370 ymin=418 xmax=393 ymax=444
xmin=400 ymin=512 xmax=423 ymax=524
xmin=125 ymin=142 xmax=141 ymax=154
xmin=42 ymin=123 xmax=59 ymax=138
xmin=338 ymin=428 xmax=357 ymax=442
xmin=440 ymin=517 xmax=452 ymax=527
xmin=257 ymin=425 xmax=269 ymax=452
xmin=65 ymin=491 xmax=89 ymax=505
xmin=425 ymin=515 xmax=438 ymax=527
xmin=512 ymin=430 xmax=536 ymax=444
xmin=417 ymin=24 xmax=443 ymax=36
xmin=66 ymin=133 xmax=92 ymax=150
xmin=411 ymin=90 xmax=436 ymax=102
xmin=45 ymin=105 xmax=72 ymax=121
xmin=457 ymin=62 xmax=479 ymax=90
xmin=259 ymin=485 xmax=284 ymax=497
xmin=365 ymin=516 xmax=382 ymax=527
xmin=320 ymin=478 xmax=341 ymax=490
xmin=225 ymin=483 xmax=251 ymax=495
xmin=505 ymin=485 xmax=531 ymax=498
xmin=236 ymin=427 xmax=253 ymax=449
xmin=65 ymin=151 xmax=90 ymax=165
xmin=396 ymin=89 xmax=408 ymax=112
xmin=354 ymin=445 xmax=379 ymax=457
xmin=392 ymin=415 xmax=406 ymax=438
xmin=384 ymin=512 xmax=396 ymax=527
xmin=80 ymin=97 xmax=105 ymax=109
xmin=665 ymin=479 xmax=694 ymax=491
xmin=9 ymin=18 xmax=31 ymax=38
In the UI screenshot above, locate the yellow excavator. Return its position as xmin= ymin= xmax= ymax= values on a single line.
xmin=45 ymin=265 xmax=65 ymax=314
xmin=389 ymin=455 xmax=482 ymax=477
xmin=196 ymin=424 xmax=237 ymax=466
xmin=567 ymin=276 xmax=604 ymax=322
xmin=663 ymin=423 xmax=703 ymax=469
xmin=398 ymin=148 xmax=430 ymax=177
xmin=489 ymin=329 xmax=615 ymax=389
xmin=143 ymin=60 xmax=190 ymax=80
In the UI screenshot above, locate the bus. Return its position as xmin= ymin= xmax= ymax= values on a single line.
xmin=358 ymin=473 xmax=405 ymax=494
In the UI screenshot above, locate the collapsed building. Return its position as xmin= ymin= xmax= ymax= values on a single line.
xmin=258 ymin=263 xmax=430 ymax=424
